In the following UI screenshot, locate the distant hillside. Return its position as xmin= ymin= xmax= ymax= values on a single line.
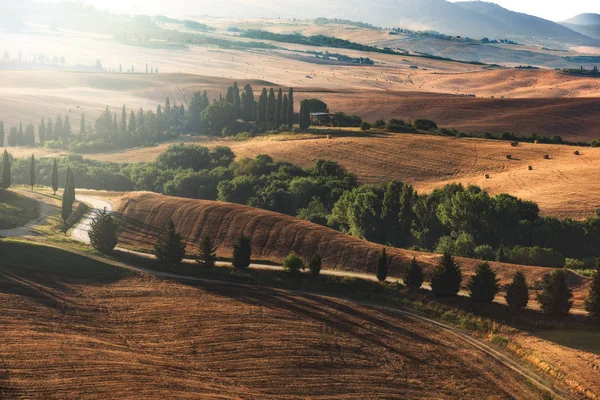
xmin=563 ymin=13 xmax=600 ymax=26
xmin=561 ymin=14 xmax=600 ymax=40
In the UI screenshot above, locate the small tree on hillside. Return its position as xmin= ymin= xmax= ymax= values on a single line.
xmin=154 ymin=220 xmax=186 ymax=267
xmin=506 ymin=271 xmax=529 ymax=311
xmin=1 ymin=149 xmax=11 ymax=189
xmin=309 ymin=253 xmax=322 ymax=278
xmin=232 ymin=235 xmax=252 ymax=270
xmin=51 ymin=158 xmax=59 ymax=195
xmin=61 ymin=167 xmax=74 ymax=222
xmin=585 ymin=260 xmax=600 ymax=322
xmin=89 ymin=208 xmax=119 ymax=254
xmin=376 ymin=248 xmax=388 ymax=282
xmin=197 ymin=235 xmax=217 ymax=268
xmin=287 ymin=88 xmax=294 ymax=129
xmin=283 ymin=252 xmax=305 ymax=275
xmin=431 ymin=252 xmax=462 ymax=297
xmin=29 ymin=154 xmax=35 ymax=190
xmin=299 ymin=102 xmax=311 ymax=130
xmin=468 ymin=262 xmax=500 ymax=303
xmin=537 ymin=269 xmax=573 ymax=316
xmin=405 ymin=257 xmax=424 ymax=291
xmin=0 ymin=121 xmax=4 ymax=147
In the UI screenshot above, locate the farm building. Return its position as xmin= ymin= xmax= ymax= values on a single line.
xmin=310 ymin=112 xmax=333 ymax=126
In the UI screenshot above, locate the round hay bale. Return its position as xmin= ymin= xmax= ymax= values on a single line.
xmin=534 ymin=140 xmax=539 ymax=144
xmin=506 ymin=154 xmax=512 ymax=160
xmin=528 ymin=166 xmax=533 ymax=171
xmin=543 ymin=154 xmax=550 ymax=160
xmin=574 ymin=150 xmax=580 ymax=156
xmin=327 ymin=134 xmax=332 ymax=140
xmin=485 ymin=174 xmax=490 ymax=179
xmin=511 ymin=141 xmax=518 ymax=147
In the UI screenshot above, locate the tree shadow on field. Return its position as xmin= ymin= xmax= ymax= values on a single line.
xmin=195 ymin=279 xmax=436 ymax=361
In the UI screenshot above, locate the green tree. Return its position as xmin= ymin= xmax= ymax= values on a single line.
xmin=281 ymin=95 xmax=289 ymax=127
xmin=29 ymin=154 xmax=35 ymax=190
xmin=266 ymin=88 xmax=276 ymax=128
xmin=468 ymin=262 xmax=500 ymax=303
xmin=1 ymin=149 xmax=10 ymax=189
xmin=232 ymin=82 xmax=241 ymax=118
xmin=154 ymin=220 xmax=186 ymax=267
xmin=80 ymin=114 xmax=86 ymax=137
xmin=299 ymin=102 xmax=311 ymax=130
xmin=200 ymin=102 xmax=237 ymax=135
xmin=257 ymin=88 xmax=268 ymax=124
xmin=128 ymin=111 xmax=137 ymax=133
xmin=398 ymin=184 xmax=414 ymax=247
xmin=197 ymin=235 xmax=217 ymax=268
xmin=537 ymin=269 xmax=573 ymax=316
xmin=376 ymin=248 xmax=388 ymax=282
xmin=38 ymin=117 xmax=46 ymax=145
xmin=24 ymin=124 xmax=35 ymax=146
xmin=61 ymin=167 xmax=74 ymax=222
xmin=63 ymin=115 xmax=72 ymax=142
xmin=496 ymin=243 xmax=506 ymax=262
xmin=0 ymin=121 xmax=4 ymax=147
xmin=287 ymin=87 xmax=294 ymax=128
xmin=51 ymin=158 xmax=59 ymax=195
xmin=46 ymin=118 xmax=54 ymax=141
xmin=232 ymin=235 xmax=252 ymax=270
xmin=89 ymin=208 xmax=119 ymax=253
xmin=241 ymin=84 xmax=255 ymax=121
xmin=283 ymin=251 xmax=305 ymax=275
xmin=405 ymin=257 xmax=423 ymax=291
xmin=586 ymin=261 xmax=600 ymax=322
xmin=309 ymin=253 xmax=322 ymax=278
xmin=506 ymin=271 xmax=529 ymax=311
xmin=431 ymin=252 xmax=462 ymax=297
xmin=275 ymin=88 xmax=283 ymax=128
xmin=120 ymin=105 xmax=127 ymax=133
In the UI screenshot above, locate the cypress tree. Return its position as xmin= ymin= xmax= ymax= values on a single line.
xmin=537 ymin=269 xmax=573 ymax=316
xmin=51 ymin=158 xmax=59 ymax=195
xmin=232 ymin=235 xmax=252 ymax=270
xmin=197 ymin=235 xmax=217 ymax=268
xmin=89 ymin=208 xmax=119 ymax=254
xmin=38 ymin=117 xmax=46 ymax=146
xmin=241 ymin=84 xmax=255 ymax=121
xmin=61 ymin=167 xmax=73 ymax=222
xmin=154 ymin=220 xmax=186 ymax=267
xmin=376 ymin=248 xmax=388 ymax=282
xmin=586 ymin=260 xmax=600 ymax=322
xmin=496 ymin=243 xmax=505 ymax=262
xmin=232 ymin=82 xmax=241 ymax=118
xmin=18 ymin=122 xmax=24 ymax=146
xmin=281 ymin=95 xmax=288 ymax=127
xmin=266 ymin=88 xmax=276 ymax=128
xmin=287 ymin=87 xmax=294 ymax=128
xmin=128 ymin=111 xmax=137 ymax=133
xmin=54 ymin=115 xmax=63 ymax=140
xmin=257 ymin=88 xmax=268 ymax=124
xmin=29 ymin=154 xmax=35 ymax=190
xmin=46 ymin=117 xmax=54 ymax=141
xmin=120 ymin=105 xmax=127 ymax=132
xmin=1 ymin=149 xmax=11 ymax=189
xmin=299 ymin=103 xmax=305 ymax=129
xmin=275 ymin=88 xmax=283 ymax=128
xmin=468 ymin=262 xmax=500 ymax=303
xmin=299 ymin=102 xmax=311 ymax=130
xmin=431 ymin=252 xmax=462 ymax=297
xmin=226 ymin=86 xmax=234 ymax=104
xmin=309 ymin=253 xmax=322 ymax=278
xmin=506 ymin=271 xmax=529 ymax=311
xmin=63 ymin=115 xmax=72 ymax=142
xmin=165 ymin=97 xmax=171 ymax=114
xmin=80 ymin=114 xmax=86 ymax=137
xmin=405 ymin=257 xmax=424 ymax=291
xmin=0 ymin=121 xmax=4 ymax=147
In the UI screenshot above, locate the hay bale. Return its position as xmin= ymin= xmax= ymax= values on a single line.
xmin=543 ymin=154 xmax=550 ymax=160
xmin=511 ymin=141 xmax=518 ymax=147
xmin=327 ymin=134 xmax=332 ymax=140
xmin=574 ymin=150 xmax=580 ymax=156
xmin=528 ymin=166 xmax=533 ymax=171
xmin=534 ymin=140 xmax=539 ymax=144
xmin=506 ymin=154 xmax=512 ymax=160
xmin=485 ymin=174 xmax=490 ymax=179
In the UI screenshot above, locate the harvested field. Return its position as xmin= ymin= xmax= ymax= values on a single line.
xmin=0 ymin=240 xmax=545 ymax=399
xmin=114 ymin=192 xmax=590 ymax=307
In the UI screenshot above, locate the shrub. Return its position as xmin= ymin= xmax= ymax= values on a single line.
xmin=585 ymin=261 xmax=600 ymax=321
xmin=537 ymin=269 xmax=573 ymax=316
xmin=468 ymin=262 xmax=499 ymax=303
xmin=360 ymin=121 xmax=371 ymax=131
xmin=404 ymin=257 xmax=423 ymax=291
xmin=435 ymin=232 xmax=475 ymax=258
xmin=154 ymin=220 xmax=186 ymax=267
xmin=431 ymin=252 xmax=462 ymax=297
xmin=386 ymin=118 xmax=413 ymax=133
xmin=474 ymin=245 xmax=496 ymax=261
xmin=413 ymin=118 xmax=438 ymax=131
xmin=506 ymin=271 xmax=529 ymax=311
xmin=88 ymin=208 xmax=119 ymax=254
xmin=309 ymin=253 xmax=322 ymax=278
xmin=506 ymin=246 xmax=565 ymax=268
xmin=232 ymin=235 xmax=252 ymax=270
xmin=197 ymin=235 xmax=217 ymax=268
xmin=374 ymin=119 xmax=386 ymax=129
xmin=283 ymin=252 xmax=306 ymax=275
xmin=376 ymin=248 xmax=388 ymax=282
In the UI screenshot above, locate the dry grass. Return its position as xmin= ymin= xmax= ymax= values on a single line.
xmin=113 ymin=192 xmax=590 ymax=308
xmin=0 ymin=240 xmax=547 ymax=399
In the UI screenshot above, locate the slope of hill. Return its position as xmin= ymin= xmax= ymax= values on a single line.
xmin=563 ymin=14 xmax=600 ymax=26
xmin=114 ymin=192 xmax=589 ymax=303
xmin=1 ymin=240 xmax=548 ymax=399
xmin=456 ymin=1 xmax=597 ymax=45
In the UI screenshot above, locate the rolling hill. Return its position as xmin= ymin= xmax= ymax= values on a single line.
xmin=561 ymin=14 xmax=600 ymax=40
xmin=114 ymin=192 xmax=590 ymax=307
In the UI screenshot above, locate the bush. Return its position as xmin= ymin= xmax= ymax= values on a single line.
xmin=404 ymin=257 xmax=423 ymax=291
xmin=309 ymin=253 xmax=322 ymax=278
xmin=376 ymin=249 xmax=388 ymax=282
xmin=154 ymin=220 xmax=186 ymax=267
xmin=413 ymin=118 xmax=438 ymax=131
xmin=197 ymin=235 xmax=217 ymax=268
xmin=586 ymin=262 xmax=600 ymax=321
xmin=468 ymin=262 xmax=500 ymax=303
xmin=283 ymin=252 xmax=306 ymax=275
xmin=506 ymin=246 xmax=565 ymax=268
xmin=435 ymin=232 xmax=475 ymax=258
xmin=474 ymin=245 xmax=496 ymax=261
xmin=374 ymin=119 xmax=386 ymax=129
xmin=506 ymin=271 xmax=529 ymax=311
xmin=537 ymin=269 xmax=573 ymax=316
xmin=386 ymin=118 xmax=413 ymax=133
xmin=360 ymin=121 xmax=371 ymax=131
xmin=88 ymin=208 xmax=119 ymax=254
xmin=431 ymin=252 xmax=462 ymax=297
xmin=232 ymin=235 xmax=252 ymax=270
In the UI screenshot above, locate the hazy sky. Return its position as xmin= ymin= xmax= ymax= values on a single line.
xmin=42 ymin=0 xmax=599 ymax=22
